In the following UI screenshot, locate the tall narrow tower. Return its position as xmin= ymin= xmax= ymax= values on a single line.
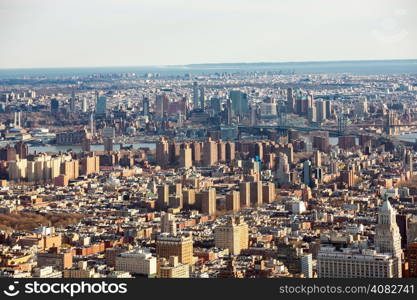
xmin=374 ymin=199 xmax=403 ymax=277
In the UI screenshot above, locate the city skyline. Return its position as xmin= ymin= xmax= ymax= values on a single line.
xmin=0 ymin=0 xmax=416 ymax=69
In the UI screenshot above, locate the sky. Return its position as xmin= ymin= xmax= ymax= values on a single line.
xmin=0 ymin=0 xmax=416 ymax=69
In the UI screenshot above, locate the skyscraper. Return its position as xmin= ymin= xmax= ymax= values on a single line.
xmin=199 ymin=86 xmax=205 ymax=111
xmin=70 ymin=91 xmax=76 ymax=113
xmin=230 ymin=90 xmax=249 ymax=117
xmin=192 ymin=82 xmax=199 ymax=109
xmin=95 ymin=95 xmax=107 ymax=118
xmin=302 ymin=160 xmax=312 ymax=187
xmin=374 ymin=199 xmax=403 ymax=277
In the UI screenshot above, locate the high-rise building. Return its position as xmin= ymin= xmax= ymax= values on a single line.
xmin=203 ymin=138 xmax=218 ymax=167
xmin=250 ymin=181 xmax=263 ymax=206
xmin=179 ymin=145 xmax=192 ymax=168
xmin=239 ymin=182 xmax=251 ymax=208
xmin=262 ymin=182 xmax=275 ymax=204
xmin=82 ymin=97 xmax=88 ymax=113
xmin=192 ymin=82 xmax=199 ymax=109
xmin=143 ymin=97 xmax=150 ymax=116
xmin=201 ymin=188 xmax=216 ymax=216
xmin=276 ymin=153 xmax=290 ymax=186
xmin=70 ymin=91 xmax=76 ymax=113
xmin=316 ymin=99 xmax=326 ymax=123
xmin=302 ymin=160 xmax=312 ymax=187
xmin=157 ymin=184 xmax=169 ymax=210
xmin=286 ymin=88 xmax=295 ymax=113
xmin=374 ymin=199 xmax=403 ymax=277
xmin=156 ymin=138 xmax=169 ymax=168
xmin=51 ymin=99 xmax=59 ymax=114
xmin=214 ymin=216 xmax=249 ymax=255
xmin=156 ymin=234 xmax=193 ymax=265
xmin=301 ymin=254 xmax=313 ymax=278
xmin=230 ymin=90 xmax=249 ymax=117
xmin=95 ymin=95 xmax=107 ymax=118
xmin=199 ymin=86 xmax=205 ymax=111
xmin=226 ymin=190 xmax=240 ymax=213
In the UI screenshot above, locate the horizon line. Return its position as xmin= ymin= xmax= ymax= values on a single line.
xmin=0 ymin=58 xmax=417 ymax=71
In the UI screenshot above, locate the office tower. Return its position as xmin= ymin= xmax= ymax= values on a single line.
xmin=262 ymin=182 xmax=275 ymax=204
xmin=301 ymin=254 xmax=313 ymax=278
xmin=229 ymin=90 xmax=249 ymax=117
xmin=313 ymin=150 xmax=321 ymax=167
xmin=156 ymin=234 xmax=193 ymax=265
xmin=70 ymin=91 xmax=76 ymax=112
xmin=143 ymin=97 xmax=150 ymax=116
xmin=179 ymin=145 xmax=192 ymax=168
xmin=325 ymin=100 xmax=333 ymax=119
xmin=192 ymin=82 xmax=199 ymax=109
xmin=316 ymin=99 xmax=326 ymax=123
xmin=286 ymin=88 xmax=295 ymax=113
xmin=156 ymin=138 xmax=169 ymax=168
xmin=302 ymin=160 xmax=312 ymax=187
xmin=374 ymin=200 xmax=403 ymax=277
xmin=82 ymin=97 xmax=88 ymax=113
xmin=51 ymin=99 xmax=59 ymax=113
xmin=214 ymin=216 xmax=249 ymax=255
xmin=226 ymin=190 xmax=240 ymax=213
xmin=226 ymin=98 xmax=232 ymax=124
xmin=250 ymin=181 xmax=263 ymax=206
xmin=161 ymin=213 xmax=177 ymax=235
xmin=157 ymin=184 xmax=169 ymax=210
xmin=95 ymin=95 xmax=107 ymax=118
xmin=203 ymin=138 xmax=218 ymax=167
xmin=158 ymin=256 xmax=190 ymax=278
xmin=211 ymin=97 xmax=221 ymax=113
xmin=276 ymin=153 xmax=290 ymax=186
xmin=115 ymin=248 xmax=157 ymax=276
xmin=199 ymin=86 xmax=205 ymax=111
xmin=317 ymin=247 xmax=397 ymax=278
xmin=201 ymin=188 xmax=216 ymax=216
xmin=239 ymin=182 xmax=251 ymax=208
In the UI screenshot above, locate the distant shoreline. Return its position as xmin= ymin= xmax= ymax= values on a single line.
xmin=0 ymin=59 xmax=416 ymax=78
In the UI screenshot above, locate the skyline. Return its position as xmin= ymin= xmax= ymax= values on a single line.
xmin=1 ymin=0 xmax=416 ymax=69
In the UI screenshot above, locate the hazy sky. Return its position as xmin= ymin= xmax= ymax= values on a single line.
xmin=0 ymin=0 xmax=416 ymax=68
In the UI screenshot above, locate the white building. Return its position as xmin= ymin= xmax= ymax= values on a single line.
xmin=317 ymin=247 xmax=396 ymax=278
xmin=115 ymin=248 xmax=157 ymax=276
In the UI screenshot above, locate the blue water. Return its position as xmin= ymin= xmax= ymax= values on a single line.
xmin=0 ymin=60 xmax=416 ymax=79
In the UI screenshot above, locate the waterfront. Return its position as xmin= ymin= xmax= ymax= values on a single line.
xmin=29 ymin=143 xmax=156 ymax=154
